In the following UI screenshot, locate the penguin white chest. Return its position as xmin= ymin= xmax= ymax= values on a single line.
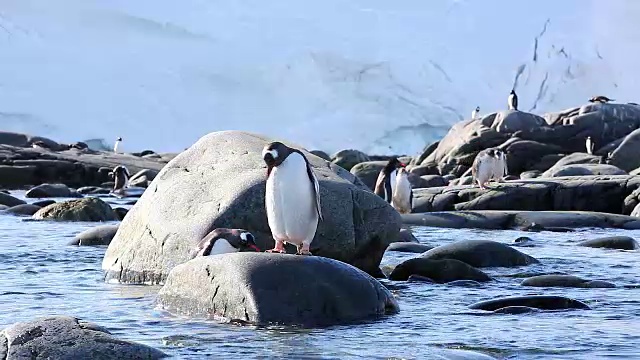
xmin=392 ymin=172 xmax=412 ymax=214
xmin=205 ymin=239 xmax=239 ymax=256
xmin=265 ymin=153 xmax=319 ymax=246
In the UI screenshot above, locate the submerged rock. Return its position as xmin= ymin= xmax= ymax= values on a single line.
xmin=70 ymin=224 xmax=120 ymax=246
xmin=33 ymin=197 xmax=117 ymax=222
xmin=419 ymin=240 xmax=539 ymax=268
xmin=25 ymin=183 xmax=79 ymax=198
xmin=0 ymin=315 xmax=167 ymax=359
xmin=578 ymin=236 xmax=639 ymax=250
xmin=4 ymin=204 xmax=41 ymax=216
xmin=469 ymin=295 xmax=590 ymax=311
xmin=103 ymin=131 xmax=400 ymax=284
xmin=396 ymin=228 xmax=419 ymax=243
xmin=156 ymin=253 xmax=399 ymax=327
xmin=385 ymin=242 xmax=433 ymax=253
xmin=388 ymin=258 xmax=491 ymax=283
xmin=0 ymin=192 xmax=25 ymax=207
xmin=521 ymin=275 xmax=616 ymax=288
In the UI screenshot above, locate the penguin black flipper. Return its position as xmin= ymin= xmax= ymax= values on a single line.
xmin=513 ymin=95 xmax=518 ymax=110
xmin=409 ymin=188 xmax=414 ymax=214
xmin=299 ymin=151 xmax=323 ymax=221
xmin=384 ymin=175 xmax=393 ymax=203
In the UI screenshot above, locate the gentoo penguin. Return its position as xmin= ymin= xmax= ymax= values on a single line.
xmin=508 ymin=90 xmax=518 ymax=110
xmin=262 ymin=142 xmax=323 ymax=255
xmin=471 ymin=106 xmax=480 ymax=120
xmin=472 ymin=149 xmax=499 ymax=189
xmin=392 ymin=167 xmax=413 ymax=214
xmin=494 ymin=149 xmax=508 ymax=181
xmin=114 ymin=137 xmax=122 ymax=153
xmin=589 ymin=96 xmax=614 ymax=104
xmin=193 ymin=228 xmax=260 ymax=257
xmin=374 ymin=157 xmax=406 ymax=203
xmin=585 ymin=136 xmax=594 ymax=154
xmin=111 ymin=165 xmax=130 ymax=196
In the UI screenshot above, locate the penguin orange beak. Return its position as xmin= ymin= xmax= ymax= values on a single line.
xmin=400 ymin=163 xmax=406 ymax=168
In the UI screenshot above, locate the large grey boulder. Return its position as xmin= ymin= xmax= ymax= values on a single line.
xmin=156 ymin=253 xmax=399 ymax=326
xmin=103 ymin=131 xmax=401 ymax=284
xmin=0 ymin=316 xmax=167 ymax=359
xmin=331 ymin=149 xmax=370 ymax=171
xmin=33 ymin=197 xmax=117 ymax=222
xmin=419 ymin=240 xmax=539 ymax=268
xmin=0 ymin=192 xmax=25 ymax=207
xmin=491 ymin=110 xmax=547 ymax=133
xmin=388 ymin=258 xmax=491 ymax=282
xmin=609 ymin=128 xmax=640 ymax=172
xmin=70 ymin=224 xmax=120 ymax=246
xmin=350 ymin=161 xmax=386 ymax=190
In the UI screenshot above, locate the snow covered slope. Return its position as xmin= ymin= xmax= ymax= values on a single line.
xmin=0 ymin=0 xmax=637 ymax=155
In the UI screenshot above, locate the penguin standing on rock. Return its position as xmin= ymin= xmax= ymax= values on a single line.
xmin=110 ymin=165 xmax=130 ymax=197
xmin=262 ymin=142 xmax=323 ymax=256
xmin=472 ymin=149 xmax=507 ymax=189
xmin=392 ymin=167 xmax=413 ymax=214
xmin=508 ymin=90 xmax=518 ymax=110
xmin=471 ymin=106 xmax=480 ymax=120
xmin=193 ymin=228 xmax=260 ymax=257
xmin=586 ymin=136 xmax=594 ymax=154
xmin=114 ymin=137 xmax=123 ymax=153
xmin=374 ymin=157 xmax=405 ymax=203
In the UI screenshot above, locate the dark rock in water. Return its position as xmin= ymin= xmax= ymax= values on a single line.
xmin=26 ymin=183 xmax=77 ymax=198
xmin=396 ymin=228 xmax=419 ymax=243
xmin=350 ymin=161 xmax=386 ymax=190
xmin=0 ymin=192 xmax=26 ymax=207
xmin=492 ymin=306 xmax=541 ymax=314
xmin=0 ymin=204 xmax=8 ymax=211
xmin=32 ymin=199 xmax=55 ymax=207
xmin=331 ymin=149 xmax=370 ymax=171
xmin=0 ymin=165 xmax=37 ymax=187
xmin=0 ymin=315 xmax=167 ymax=359
xmin=521 ymin=275 xmax=616 ymax=288
xmin=113 ymin=207 xmax=129 ymax=221
xmin=4 ymin=204 xmax=41 ymax=216
xmin=310 ymin=150 xmax=331 ymax=161
xmin=469 ymin=295 xmax=590 ymax=311
xmin=156 ymin=253 xmax=399 ymax=326
xmin=385 ymin=242 xmax=433 ymax=253
xmin=578 ymin=236 xmax=639 ymax=250
xmin=101 ymin=181 xmax=116 ymax=188
xmin=447 ymin=280 xmax=484 ymax=287
xmin=419 ymin=240 xmax=539 ymax=268
xmin=33 ymin=197 xmax=117 ymax=222
xmin=407 ymin=274 xmax=435 ymax=283
xmin=103 ymin=131 xmax=400 ymax=284
xmin=128 ymin=169 xmax=159 ymax=188
xmin=77 ymin=186 xmax=101 ymax=194
xmin=511 ymin=236 xmax=534 ymax=247
xmin=389 ymin=258 xmax=491 ymax=283
xmin=70 ymin=224 xmax=120 ymax=246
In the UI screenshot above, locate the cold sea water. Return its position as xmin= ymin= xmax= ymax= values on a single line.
xmin=0 ymin=191 xmax=639 ymax=359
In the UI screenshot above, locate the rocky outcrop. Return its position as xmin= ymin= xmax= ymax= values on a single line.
xmin=578 ymin=236 xmax=639 ymax=250
xmin=412 ymin=175 xmax=640 ymax=214
xmin=388 ymin=258 xmax=491 ymax=282
xmin=0 ymin=316 xmax=167 ymax=359
xmin=33 ymin=197 xmax=117 ymax=222
xmin=156 ymin=253 xmax=399 ymax=326
xmin=331 ymin=149 xmax=370 ymax=171
xmin=419 ymin=240 xmax=538 ymax=268
xmin=103 ymin=131 xmax=401 ymax=284
xmin=402 ymin=210 xmax=640 ymax=230
xmin=70 ymin=224 xmax=120 ymax=246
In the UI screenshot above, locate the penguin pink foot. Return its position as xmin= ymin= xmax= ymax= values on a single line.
xmin=266 ymin=239 xmax=286 ymax=254
xmin=296 ymin=243 xmax=312 ymax=256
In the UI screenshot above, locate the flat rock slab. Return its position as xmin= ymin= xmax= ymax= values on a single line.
xmin=156 ymin=253 xmax=399 ymax=327
xmin=402 ymin=211 xmax=640 ymax=230
xmin=469 ymin=295 xmax=590 ymax=311
xmin=0 ymin=315 xmax=167 ymax=360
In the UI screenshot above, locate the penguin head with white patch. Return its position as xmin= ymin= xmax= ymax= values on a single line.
xmin=194 ymin=228 xmax=260 ymax=257
xmin=262 ymin=141 xmax=294 ymax=175
xmin=112 ymin=165 xmax=130 ymax=179
xmin=383 ymin=157 xmax=406 ymax=175
xmin=485 ymin=149 xmax=496 ymax=158
xmin=475 ymin=106 xmax=480 ymax=112
xmin=116 ymin=137 xmax=123 ymax=142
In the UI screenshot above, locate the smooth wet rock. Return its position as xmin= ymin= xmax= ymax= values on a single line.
xmin=32 ymin=199 xmax=55 ymax=207
xmin=103 ymin=131 xmax=400 ymax=284
xmin=521 ymin=275 xmax=616 ymax=288
xmin=469 ymin=295 xmax=590 ymax=311
xmin=511 ymin=236 xmax=534 ymax=247
xmin=70 ymin=224 xmax=120 ymax=246
xmin=389 ymin=258 xmax=491 ymax=283
xmin=541 ymin=164 xmax=626 ymax=177
xmin=0 ymin=192 xmax=25 ymax=207
xmin=4 ymin=204 xmax=41 ymax=216
xmin=492 ymin=306 xmax=541 ymax=314
xmin=156 ymin=253 xmax=399 ymax=327
xmin=309 ymin=150 xmax=331 ymax=161
xmin=396 ymin=228 xmax=419 ymax=243
xmin=128 ymin=169 xmax=159 ymax=188
xmin=331 ymin=149 xmax=370 ymax=171
xmin=420 ymin=240 xmax=539 ymax=268
xmin=0 ymin=315 xmax=167 ymax=359
xmin=578 ymin=236 xmax=639 ymax=250
xmin=33 ymin=197 xmax=117 ymax=222
xmin=350 ymin=161 xmax=386 ymax=190
xmin=385 ymin=242 xmax=433 ymax=253
xmin=25 ymin=183 xmax=77 ymax=198
xmin=113 ymin=207 xmax=129 ymax=221
xmin=609 ymin=128 xmax=640 ymax=172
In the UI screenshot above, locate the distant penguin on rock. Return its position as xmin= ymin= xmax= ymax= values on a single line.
xmin=374 ymin=157 xmax=406 ymax=203
xmin=472 ymin=148 xmax=507 ymax=189
xmin=586 ymin=136 xmax=594 ymax=155
xmin=494 ymin=149 xmax=508 ymax=181
xmin=471 ymin=106 xmax=480 ymax=120
xmin=392 ymin=167 xmax=413 ymax=214
xmin=508 ymin=90 xmax=518 ymax=110
xmin=193 ymin=228 xmax=260 ymax=257
xmin=114 ymin=137 xmax=123 ymax=153
xmin=262 ymin=141 xmax=323 ymax=256
xmin=589 ymin=96 xmax=614 ymax=104
xmin=111 ymin=165 xmax=130 ymax=197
